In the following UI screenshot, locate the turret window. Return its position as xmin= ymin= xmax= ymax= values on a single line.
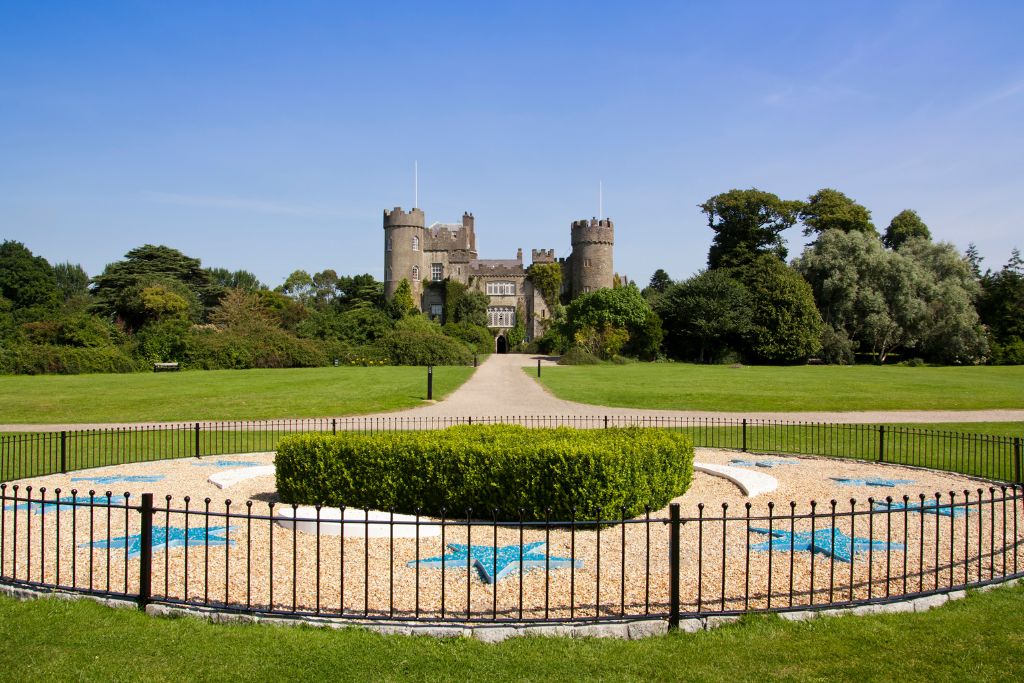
xmin=431 ymin=263 xmax=443 ymax=281
xmin=486 ymin=281 xmax=516 ymax=296
xmin=584 ymin=259 xmax=592 ymax=268
xmin=386 ymin=237 xmax=393 ymax=252
xmin=412 ymin=265 xmax=420 ymax=281
xmin=412 ymin=236 xmax=420 ymax=251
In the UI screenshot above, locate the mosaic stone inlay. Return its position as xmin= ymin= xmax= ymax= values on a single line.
xmin=408 ymin=541 xmax=583 ymax=584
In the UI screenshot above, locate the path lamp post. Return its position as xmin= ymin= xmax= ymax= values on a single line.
xmin=537 ymin=358 xmax=541 ymax=377
xmin=427 ymin=365 xmax=433 ymax=400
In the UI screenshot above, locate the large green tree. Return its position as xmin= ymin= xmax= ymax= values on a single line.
xmin=799 ymin=188 xmax=876 ymax=236
xmin=0 ymin=240 xmax=58 ymax=312
xmin=882 ymin=210 xmax=931 ymax=249
xmin=656 ymin=269 xmax=751 ymax=363
xmin=52 ymin=262 xmax=90 ymax=302
xmin=565 ymin=285 xmax=662 ymax=360
xmin=739 ymin=256 xmax=823 ymax=363
xmin=91 ymin=245 xmax=216 ymax=330
xmin=978 ymin=249 xmax=1024 ymax=364
xmin=700 ymin=189 xmax=803 ymax=269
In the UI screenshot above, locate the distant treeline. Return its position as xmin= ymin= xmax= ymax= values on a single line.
xmin=1 ymin=186 xmax=1020 ymax=374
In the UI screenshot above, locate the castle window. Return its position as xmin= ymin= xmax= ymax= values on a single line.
xmin=412 ymin=236 xmax=420 ymax=251
xmin=412 ymin=265 xmax=420 ymax=281
xmin=430 ymin=304 xmax=443 ymax=319
xmin=486 ymin=281 xmax=516 ymax=296
xmin=584 ymin=259 xmax=592 ymax=268
xmin=386 ymin=237 xmax=392 ymax=252
xmin=584 ymin=286 xmax=592 ymax=293
xmin=431 ymin=263 xmax=443 ymax=281
xmin=487 ymin=306 xmax=515 ymax=328
xmin=386 ymin=267 xmax=392 ymax=282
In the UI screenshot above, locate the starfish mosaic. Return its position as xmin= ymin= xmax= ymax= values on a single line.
xmin=871 ymin=500 xmax=968 ymax=518
xmin=5 ymin=494 xmax=128 ymax=514
xmin=408 ymin=541 xmax=583 ymax=584
xmin=192 ymin=460 xmax=265 ymax=468
xmin=730 ymin=458 xmax=799 ymax=469
xmin=82 ymin=525 xmax=236 ymax=559
xmin=749 ymin=527 xmax=904 ymax=563
xmin=831 ymin=477 xmax=914 ymax=488
xmin=70 ymin=474 xmax=164 ymax=485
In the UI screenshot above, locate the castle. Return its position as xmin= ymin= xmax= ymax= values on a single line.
xmin=383 ymin=206 xmax=614 ymax=349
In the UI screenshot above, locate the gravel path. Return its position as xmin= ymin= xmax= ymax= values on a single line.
xmin=2 ymin=354 xmax=1023 ymax=431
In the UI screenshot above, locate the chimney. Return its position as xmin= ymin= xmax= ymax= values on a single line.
xmin=516 ymin=248 xmax=523 ymax=262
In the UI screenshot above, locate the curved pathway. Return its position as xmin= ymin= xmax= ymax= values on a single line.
xmin=1 ymin=354 xmax=1022 ymax=431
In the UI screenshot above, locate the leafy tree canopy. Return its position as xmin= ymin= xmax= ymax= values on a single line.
xmin=388 ymin=279 xmax=416 ymax=319
xmin=646 ymin=269 xmax=672 ymax=294
xmin=0 ymin=240 xmax=59 ymax=311
xmin=565 ymin=284 xmax=662 ymax=360
xmin=52 ymin=262 xmax=90 ymax=302
xmin=700 ymin=189 xmax=802 ymax=270
xmin=207 ymin=267 xmax=264 ymax=292
xmin=882 ymin=209 xmax=931 ymax=249
xmin=656 ymin=269 xmax=751 ymax=363
xmin=800 ymin=188 xmax=875 ymax=237
xmin=739 ymin=255 xmax=823 ymax=364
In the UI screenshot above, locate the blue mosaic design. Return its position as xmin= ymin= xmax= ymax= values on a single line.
xmin=730 ymin=458 xmax=799 ymax=469
xmin=70 ymin=475 xmax=164 ymax=485
xmin=408 ymin=541 xmax=583 ymax=584
xmin=871 ymin=500 xmax=968 ymax=518
xmin=749 ymin=527 xmax=905 ymax=563
xmin=831 ymin=477 xmax=914 ymax=488
xmin=192 ymin=460 xmax=265 ymax=468
xmin=5 ymin=494 xmax=128 ymax=514
xmin=81 ymin=525 xmax=236 ymax=559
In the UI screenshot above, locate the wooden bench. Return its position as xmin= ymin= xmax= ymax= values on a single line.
xmin=153 ymin=362 xmax=180 ymax=372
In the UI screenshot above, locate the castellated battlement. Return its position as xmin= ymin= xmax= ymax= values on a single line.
xmin=571 ymin=217 xmax=614 ymax=245
xmin=531 ymin=249 xmax=555 ymax=263
xmin=383 ymin=206 xmax=425 ymax=228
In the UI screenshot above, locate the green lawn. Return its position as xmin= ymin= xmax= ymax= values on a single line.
xmin=1 ymin=585 xmax=1022 ymax=682
xmin=533 ymin=364 xmax=1024 ymax=412
xmin=0 ymin=366 xmax=476 ymax=424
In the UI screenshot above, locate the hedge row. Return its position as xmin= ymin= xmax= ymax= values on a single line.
xmin=0 ymin=344 xmax=141 ymax=374
xmin=275 ymin=425 xmax=694 ymax=521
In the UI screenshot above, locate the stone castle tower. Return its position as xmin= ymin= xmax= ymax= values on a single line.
xmin=383 ymin=206 xmax=614 ymax=344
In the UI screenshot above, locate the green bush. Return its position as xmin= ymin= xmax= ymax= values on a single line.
xmin=557 ymin=347 xmax=601 ymax=365
xmin=187 ymin=327 xmax=327 ymax=369
xmin=442 ymin=321 xmax=493 ymax=354
xmin=382 ymin=328 xmax=473 ymax=366
xmin=0 ymin=343 xmax=140 ymax=374
xmin=275 ymin=425 xmax=693 ymax=521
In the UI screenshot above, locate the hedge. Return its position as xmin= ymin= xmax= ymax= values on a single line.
xmin=0 ymin=343 xmax=141 ymax=374
xmin=275 ymin=425 xmax=693 ymax=521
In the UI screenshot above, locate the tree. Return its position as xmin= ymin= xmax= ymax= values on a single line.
xmin=978 ymin=249 xmax=1024 ymax=364
xmin=799 ymin=188 xmax=875 ymax=236
xmin=739 ymin=256 xmax=822 ymax=363
xmin=565 ymin=285 xmax=662 ymax=360
xmin=646 ymin=269 xmax=672 ymax=294
xmin=207 ymin=267 xmax=263 ymax=292
xmin=882 ymin=210 xmax=931 ymax=249
xmin=52 ymin=262 xmax=90 ymax=302
xmin=387 ymin=279 xmax=416 ymax=319
xmin=311 ymin=269 xmax=339 ymax=308
xmin=277 ymin=270 xmax=315 ymax=303
xmin=700 ymin=189 xmax=803 ymax=270
xmin=656 ymin=269 xmax=751 ymax=363
xmin=0 ymin=240 xmax=58 ymax=311
xmin=91 ymin=245 xmax=216 ymax=329
xmin=965 ymin=243 xmax=983 ymax=280
xmin=334 ymin=274 xmax=383 ymax=310
xmin=443 ymin=280 xmax=488 ymax=327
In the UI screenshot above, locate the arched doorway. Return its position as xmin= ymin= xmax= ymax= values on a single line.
xmin=496 ymin=335 xmax=508 ymax=354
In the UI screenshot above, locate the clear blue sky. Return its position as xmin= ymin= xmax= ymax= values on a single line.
xmin=2 ymin=1 xmax=1022 ymax=288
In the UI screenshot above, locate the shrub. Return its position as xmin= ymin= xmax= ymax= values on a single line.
xmin=442 ymin=322 xmax=493 ymax=354
xmin=382 ymin=328 xmax=473 ymax=365
xmin=276 ymin=425 xmax=693 ymax=521
xmin=557 ymin=347 xmax=601 ymax=365
xmin=0 ymin=343 xmax=140 ymax=374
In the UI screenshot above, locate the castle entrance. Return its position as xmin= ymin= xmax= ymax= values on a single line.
xmin=496 ymin=335 xmax=508 ymax=354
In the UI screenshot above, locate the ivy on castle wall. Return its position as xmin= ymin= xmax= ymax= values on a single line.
xmin=526 ymin=263 xmax=561 ymax=309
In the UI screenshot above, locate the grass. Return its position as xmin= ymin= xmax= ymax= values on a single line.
xmin=532 ymin=363 xmax=1024 ymax=412
xmin=1 ymin=585 xmax=1023 ymax=682
xmin=0 ymin=366 xmax=476 ymax=424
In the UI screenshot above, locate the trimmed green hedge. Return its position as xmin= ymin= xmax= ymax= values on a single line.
xmin=275 ymin=425 xmax=693 ymax=521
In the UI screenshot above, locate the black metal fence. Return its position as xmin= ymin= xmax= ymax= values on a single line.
xmin=1 ymin=483 xmax=1021 ymax=623
xmin=3 ymin=416 xmax=1022 ymax=483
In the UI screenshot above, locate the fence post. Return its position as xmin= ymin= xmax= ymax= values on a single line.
xmin=742 ymin=419 xmax=747 ymax=453
xmin=604 ymin=416 xmax=609 ymax=430
xmin=138 ymin=493 xmax=154 ymax=607
xmin=332 ymin=418 xmax=337 ymax=436
xmin=474 ymin=354 xmax=478 ymax=368
xmin=1015 ymin=437 xmax=1022 ymax=484
xmin=878 ymin=425 xmax=885 ymax=463
xmin=60 ymin=431 xmax=67 ymax=474
xmin=194 ymin=422 xmax=201 ymax=459
xmin=427 ymin=365 xmax=433 ymax=400
xmin=537 ymin=358 xmax=541 ymax=377
xmin=668 ymin=503 xmax=681 ymax=630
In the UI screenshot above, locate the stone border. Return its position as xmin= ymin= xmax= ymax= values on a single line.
xmin=3 ymin=576 xmax=1020 ymax=643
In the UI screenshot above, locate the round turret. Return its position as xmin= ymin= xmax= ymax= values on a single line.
xmin=569 ymin=218 xmax=614 ymax=298
xmin=383 ymin=206 xmax=426 ymax=305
